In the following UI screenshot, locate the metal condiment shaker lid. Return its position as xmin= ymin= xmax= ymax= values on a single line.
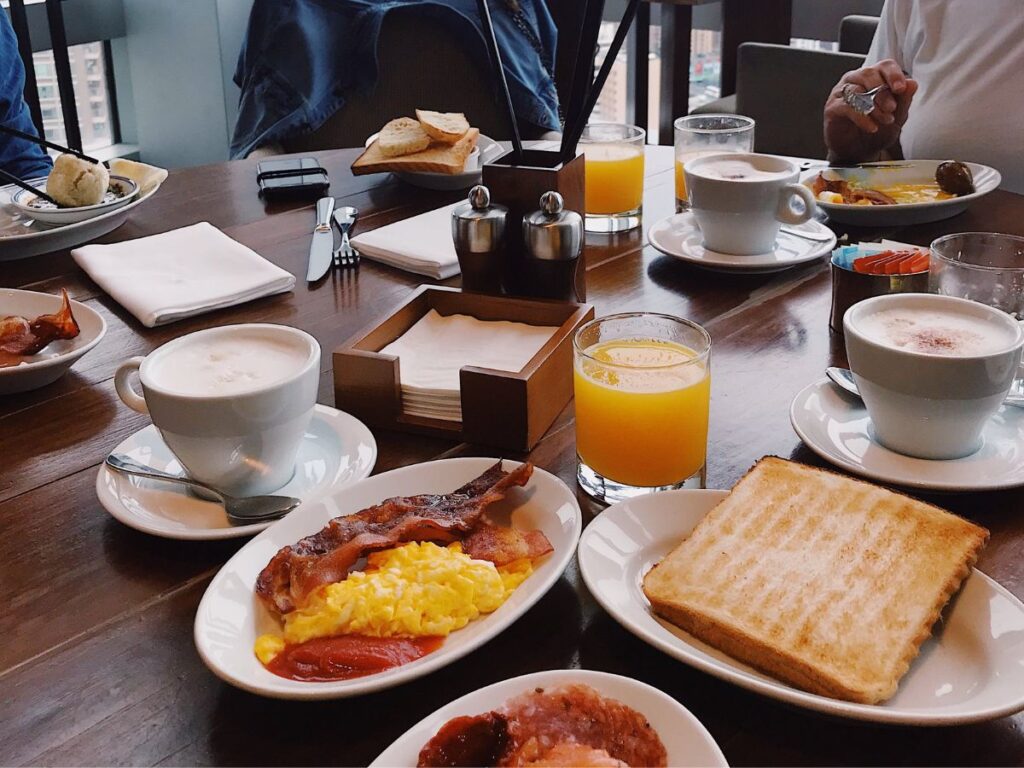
xmin=522 ymin=191 xmax=583 ymax=261
xmin=452 ymin=185 xmax=507 ymax=254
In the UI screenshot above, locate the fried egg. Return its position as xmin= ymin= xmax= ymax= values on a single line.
xmin=255 ymin=541 xmax=532 ymax=664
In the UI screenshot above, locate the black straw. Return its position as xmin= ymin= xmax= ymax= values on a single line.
xmin=559 ymin=0 xmax=606 ymax=161
xmin=563 ymin=0 xmax=642 ymax=161
xmin=0 ymin=123 xmax=100 ymax=165
xmin=475 ymin=0 xmax=523 ymax=162
xmin=0 ymin=167 xmax=60 ymax=206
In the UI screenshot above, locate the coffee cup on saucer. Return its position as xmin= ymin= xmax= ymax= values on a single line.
xmin=114 ymin=324 xmax=321 ymax=496
xmin=684 ymin=153 xmax=816 ymax=255
xmin=844 ymin=293 xmax=1024 ymax=460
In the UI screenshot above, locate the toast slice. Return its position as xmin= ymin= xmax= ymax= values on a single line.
xmin=377 ymin=117 xmax=431 ymax=157
xmin=416 ymin=110 xmax=470 ymax=144
xmin=352 ymin=128 xmax=479 ymax=176
xmin=642 ymin=457 xmax=988 ymax=704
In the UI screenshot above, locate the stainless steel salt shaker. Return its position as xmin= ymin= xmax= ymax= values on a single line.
xmin=451 ymin=184 xmax=507 ymax=294
xmin=521 ymin=191 xmax=585 ymax=301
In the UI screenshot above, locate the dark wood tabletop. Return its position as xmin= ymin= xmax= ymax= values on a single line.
xmin=2 ymin=146 xmax=1023 ymax=767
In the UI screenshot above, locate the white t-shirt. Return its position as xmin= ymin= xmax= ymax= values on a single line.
xmin=867 ymin=0 xmax=1024 ymax=193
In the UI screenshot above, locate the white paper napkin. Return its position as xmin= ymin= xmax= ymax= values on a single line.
xmin=71 ymin=221 xmax=295 ymax=327
xmin=350 ymin=204 xmax=460 ymax=279
xmin=379 ymin=310 xmax=558 ymax=422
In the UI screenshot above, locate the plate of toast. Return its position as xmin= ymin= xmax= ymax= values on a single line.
xmin=578 ymin=457 xmax=1024 ymax=725
xmin=353 ymin=110 xmax=503 ymax=191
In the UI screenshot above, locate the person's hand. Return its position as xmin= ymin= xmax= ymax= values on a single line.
xmin=824 ymin=59 xmax=918 ymax=164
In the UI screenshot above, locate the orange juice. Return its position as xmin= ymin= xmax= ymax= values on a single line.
xmin=574 ymin=338 xmax=710 ymax=487
xmin=584 ymin=144 xmax=645 ymax=214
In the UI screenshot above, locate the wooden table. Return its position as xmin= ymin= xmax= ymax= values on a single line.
xmin=2 ymin=146 xmax=1023 ymax=766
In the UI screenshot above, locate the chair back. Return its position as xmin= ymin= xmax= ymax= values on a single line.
xmin=839 ymin=14 xmax=879 ymax=54
xmin=735 ymin=43 xmax=864 ymax=159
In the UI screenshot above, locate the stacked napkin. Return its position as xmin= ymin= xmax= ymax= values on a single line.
xmin=379 ymin=310 xmax=558 ymax=421
xmin=350 ymin=204 xmax=460 ymax=279
xmin=71 ymin=221 xmax=294 ymax=327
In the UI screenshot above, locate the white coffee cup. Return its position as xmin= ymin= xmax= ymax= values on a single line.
xmin=114 ymin=323 xmax=321 ymax=496
xmin=684 ymin=152 xmax=816 ymax=255
xmin=844 ymin=293 xmax=1024 ymax=460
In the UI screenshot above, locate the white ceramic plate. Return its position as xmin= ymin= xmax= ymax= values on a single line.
xmin=648 ymin=212 xmax=835 ymax=274
xmin=0 ymin=288 xmax=106 ymax=394
xmin=578 ymin=488 xmax=1024 ymax=725
xmin=96 ymin=404 xmax=377 ymax=540
xmin=802 ymin=161 xmax=1000 ymax=226
xmin=370 ymin=669 xmax=728 ymax=767
xmin=11 ymin=174 xmax=139 ymax=225
xmin=0 ymin=174 xmax=162 ymax=261
xmin=194 ymin=457 xmax=582 ymax=699
xmin=364 ymin=133 xmax=504 ymax=191
xmin=790 ymin=378 xmax=1024 ymax=492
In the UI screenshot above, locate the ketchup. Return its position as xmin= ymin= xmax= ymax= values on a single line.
xmin=265 ymin=635 xmax=443 ymax=682
xmin=417 ymin=713 xmax=508 ymax=767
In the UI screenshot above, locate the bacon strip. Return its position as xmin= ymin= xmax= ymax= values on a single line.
xmin=0 ymin=289 xmax=80 ymax=366
xmin=256 ymin=461 xmax=537 ymax=615
xmin=463 ymin=523 xmax=553 ymax=566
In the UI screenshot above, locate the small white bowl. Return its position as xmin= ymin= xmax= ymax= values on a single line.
xmin=0 ymin=288 xmax=106 ymax=394
xmin=11 ymin=174 xmax=140 ymax=225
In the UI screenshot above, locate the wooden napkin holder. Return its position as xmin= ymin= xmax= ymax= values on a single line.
xmin=333 ymin=285 xmax=594 ymax=451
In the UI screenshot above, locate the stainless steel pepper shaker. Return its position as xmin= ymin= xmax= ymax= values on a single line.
xmin=451 ymin=185 xmax=507 ymax=294
xmin=521 ymin=191 xmax=586 ymax=301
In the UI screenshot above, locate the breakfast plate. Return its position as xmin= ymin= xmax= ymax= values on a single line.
xmin=194 ymin=457 xmax=582 ymax=698
xmin=0 ymin=288 xmax=106 ymax=394
xmin=648 ymin=212 xmax=836 ymax=273
xmin=791 ymin=378 xmax=1024 ymax=492
xmin=801 ymin=160 xmax=1000 ymax=227
xmin=97 ymin=404 xmax=377 ymax=540
xmin=364 ymin=132 xmax=503 ymax=191
xmin=370 ymin=669 xmax=728 ymax=767
xmin=578 ymin=488 xmax=1024 ymax=725
xmin=10 ymin=174 xmax=139 ymax=225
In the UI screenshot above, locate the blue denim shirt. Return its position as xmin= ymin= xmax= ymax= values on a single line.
xmin=0 ymin=12 xmax=52 ymax=179
xmin=230 ymin=0 xmax=560 ymax=159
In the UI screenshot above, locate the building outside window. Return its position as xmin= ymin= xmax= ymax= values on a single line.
xmin=31 ymin=41 xmax=115 ymax=152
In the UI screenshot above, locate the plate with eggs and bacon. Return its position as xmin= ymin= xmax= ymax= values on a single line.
xmin=194 ymin=458 xmax=581 ymax=699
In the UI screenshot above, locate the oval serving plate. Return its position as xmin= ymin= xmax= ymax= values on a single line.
xmin=0 ymin=288 xmax=106 ymax=395
xmin=370 ymin=669 xmax=728 ymax=767
xmin=578 ymin=488 xmax=1024 ymax=726
xmin=802 ymin=160 xmax=1000 ymax=226
xmin=364 ymin=132 xmax=504 ymax=191
xmin=11 ymin=174 xmax=139 ymax=225
xmin=194 ymin=457 xmax=582 ymax=699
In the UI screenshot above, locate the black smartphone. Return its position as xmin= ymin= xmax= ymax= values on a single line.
xmin=257 ymin=157 xmax=329 ymax=199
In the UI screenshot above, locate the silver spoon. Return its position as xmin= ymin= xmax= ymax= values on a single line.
xmin=842 ymin=83 xmax=889 ymax=115
xmin=105 ymin=454 xmax=301 ymax=525
xmin=826 ymin=366 xmax=1024 ymax=408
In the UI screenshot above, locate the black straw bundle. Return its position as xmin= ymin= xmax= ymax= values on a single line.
xmin=476 ymin=0 xmax=523 ymax=162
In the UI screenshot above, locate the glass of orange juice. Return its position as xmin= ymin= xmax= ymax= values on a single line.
xmin=674 ymin=114 xmax=754 ymax=211
xmin=574 ymin=313 xmax=711 ymax=504
xmin=579 ymin=123 xmax=645 ymax=234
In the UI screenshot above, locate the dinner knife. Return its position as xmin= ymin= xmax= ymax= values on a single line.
xmin=306 ymin=196 xmax=336 ymax=282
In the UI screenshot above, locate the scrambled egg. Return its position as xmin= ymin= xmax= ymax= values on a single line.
xmin=255 ymin=541 xmax=532 ymax=664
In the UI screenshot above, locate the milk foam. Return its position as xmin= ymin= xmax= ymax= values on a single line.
xmin=691 ymin=158 xmax=785 ymax=181
xmin=150 ymin=332 xmax=310 ymax=396
xmin=855 ymin=307 xmax=1014 ymax=357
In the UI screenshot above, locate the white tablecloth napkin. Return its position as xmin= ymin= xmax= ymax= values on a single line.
xmin=350 ymin=204 xmax=460 ymax=280
xmin=71 ymin=222 xmax=295 ymax=327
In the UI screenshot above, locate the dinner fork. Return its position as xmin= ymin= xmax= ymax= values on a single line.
xmin=333 ymin=206 xmax=360 ymax=269
xmin=842 ymin=83 xmax=888 ymax=115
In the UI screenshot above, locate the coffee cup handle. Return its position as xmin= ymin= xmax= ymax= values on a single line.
xmin=775 ymin=183 xmax=816 ymax=225
xmin=115 ymin=357 xmax=149 ymax=415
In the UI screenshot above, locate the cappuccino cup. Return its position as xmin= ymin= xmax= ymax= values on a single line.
xmin=115 ymin=324 xmax=320 ymax=496
xmin=684 ymin=153 xmax=816 ymax=255
xmin=844 ymin=294 xmax=1024 ymax=460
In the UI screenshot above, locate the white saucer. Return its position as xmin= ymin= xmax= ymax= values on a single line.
xmin=790 ymin=378 xmax=1024 ymax=492
xmin=648 ymin=211 xmax=836 ymax=273
xmin=96 ymin=404 xmax=377 ymax=540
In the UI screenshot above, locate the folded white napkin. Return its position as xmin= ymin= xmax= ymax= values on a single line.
xmin=350 ymin=204 xmax=460 ymax=279
xmin=71 ymin=221 xmax=295 ymax=327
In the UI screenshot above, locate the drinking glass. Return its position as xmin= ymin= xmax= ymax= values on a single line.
xmin=574 ymin=313 xmax=711 ymax=504
xmin=579 ymin=123 xmax=646 ymax=233
xmin=674 ymin=114 xmax=755 ymax=211
xmin=930 ymin=231 xmax=1024 ymax=399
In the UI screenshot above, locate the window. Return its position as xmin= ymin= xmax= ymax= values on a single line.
xmin=31 ymin=42 xmax=116 ymax=151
